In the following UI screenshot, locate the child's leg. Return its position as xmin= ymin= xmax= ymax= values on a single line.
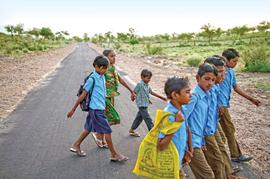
xmin=179 ymin=169 xmax=186 ymax=179
xmin=218 ymin=122 xmax=227 ymax=144
xmin=72 ymin=130 xmax=90 ymax=150
xmin=215 ymin=129 xmax=234 ymax=176
xmin=189 ymin=148 xmax=215 ymax=179
xmin=130 ymin=108 xmax=144 ymax=131
xmin=204 ymin=135 xmax=226 ymax=179
xmin=104 ymin=133 xmax=128 ymax=161
xmin=139 ymin=107 xmax=154 ymax=131
xmin=104 ymin=133 xmax=117 ymax=157
xmin=220 ymin=108 xmax=242 ymax=158
xmin=95 ymin=133 xmax=103 ymax=141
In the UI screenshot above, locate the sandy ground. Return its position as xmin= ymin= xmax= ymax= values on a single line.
xmin=0 ymin=44 xmax=76 ymax=125
xmin=0 ymin=43 xmax=269 ymax=177
xmin=91 ymin=43 xmax=270 ymax=178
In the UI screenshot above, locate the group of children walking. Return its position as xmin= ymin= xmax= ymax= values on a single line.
xmin=66 ymin=47 xmax=261 ymax=178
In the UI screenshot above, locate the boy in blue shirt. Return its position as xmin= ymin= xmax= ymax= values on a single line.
xmin=67 ymin=55 xmax=128 ymax=162
xmin=204 ymin=56 xmax=242 ymax=179
xmin=182 ymin=63 xmax=218 ymax=179
xmin=157 ymin=77 xmax=193 ymax=178
xmin=219 ymin=48 xmax=261 ymax=162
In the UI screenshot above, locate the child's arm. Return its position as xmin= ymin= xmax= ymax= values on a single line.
xmin=175 ymin=111 xmax=184 ymax=122
xmin=150 ymin=91 xmax=167 ymax=102
xmin=118 ymin=75 xmax=136 ymax=100
xmin=233 ymin=85 xmax=261 ymax=106
xmin=157 ymin=134 xmax=174 ymax=151
xmin=187 ymin=127 xmax=193 ymax=154
xmin=67 ymin=90 xmax=87 ymax=119
xmin=131 ymin=83 xmax=140 ymax=101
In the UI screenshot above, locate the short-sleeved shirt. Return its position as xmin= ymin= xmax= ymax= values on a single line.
xmin=182 ymin=85 xmax=210 ymax=148
xmin=204 ymin=84 xmax=220 ymax=136
xmin=134 ymin=80 xmax=153 ymax=107
xmin=83 ymin=71 xmax=106 ymax=110
xmin=158 ymin=102 xmax=188 ymax=169
xmin=219 ymin=68 xmax=237 ymax=107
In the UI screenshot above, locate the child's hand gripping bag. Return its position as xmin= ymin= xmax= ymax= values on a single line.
xmin=133 ymin=110 xmax=183 ymax=179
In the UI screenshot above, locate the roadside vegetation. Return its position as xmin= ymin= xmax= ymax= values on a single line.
xmin=0 ymin=24 xmax=83 ymax=57
xmin=90 ymin=21 xmax=270 ymax=73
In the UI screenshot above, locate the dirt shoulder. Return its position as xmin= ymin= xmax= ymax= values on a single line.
xmin=0 ymin=44 xmax=76 ymax=125
xmin=91 ymin=43 xmax=270 ymax=178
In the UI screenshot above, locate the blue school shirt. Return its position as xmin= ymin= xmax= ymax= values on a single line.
xmin=204 ymin=84 xmax=220 ymax=136
xmin=219 ymin=68 xmax=237 ymax=108
xmin=158 ymin=102 xmax=188 ymax=170
xmin=83 ymin=71 xmax=106 ymax=110
xmin=182 ymin=85 xmax=210 ymax=148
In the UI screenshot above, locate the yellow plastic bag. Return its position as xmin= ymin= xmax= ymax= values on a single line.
xmin=133 ymin=109 xmax=182 ymax=179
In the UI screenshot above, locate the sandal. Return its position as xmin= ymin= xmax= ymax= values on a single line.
xmin=110 ymin=154 xmax=128 ymax=162
xmin=69 ymin=147 xmax=86 ymax=157
xmin=102 ymin=142 xmax=108 ymax=148
xmin=91 ymin=132 xmax=104 ymax=148
xmin=129 ymin=131 xmax=140 ymax=137
xmin=232 ymin=166 xmax=242 ymax=175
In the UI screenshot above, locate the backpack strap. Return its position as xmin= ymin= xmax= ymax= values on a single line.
xmin=86 ymin=75 xmax=95 ymax=106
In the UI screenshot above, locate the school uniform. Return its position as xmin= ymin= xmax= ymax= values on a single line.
xmin=182 ymin=85 xmax=215 ymax=179
xmin=219 ymin=68 xmax=242 ymax=158
xmin=204 ymin=84 xmax=231 ymax=179
xmin=83 ymin=71 xmax=112 ymax=134
xmin=131 ymin=80 xmax=153 ymax=131
xmin=158 ymin=102 xmax=188 ymax=177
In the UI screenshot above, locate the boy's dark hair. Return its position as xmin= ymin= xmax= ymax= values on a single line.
xmin=164 ymin=77 xmax=189 ymax=99
xmin=204 ymin=56 xmax=225 ymax=67
xmin=222 ymin=48 xmax=240 ymax=61
xmin=103 ymin=49 xmax=113 ymax=57
xmin=93 ymin=55 xmax=109 ymax=68
xmin=141 ymin=69 xmax=152 ymax=78
xmin=197 ymin=63 xmax=218 ymax=77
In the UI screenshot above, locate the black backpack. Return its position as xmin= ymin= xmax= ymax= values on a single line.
xmin=77 ymin=72 xmax=95 ymax=111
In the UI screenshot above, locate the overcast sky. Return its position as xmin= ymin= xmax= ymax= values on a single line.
xmin=0 ymin=0 xmax=269 ymax=37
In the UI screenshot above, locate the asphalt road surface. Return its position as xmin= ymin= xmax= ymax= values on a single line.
xmin=0 ymin=43 xmax=263 ymax=179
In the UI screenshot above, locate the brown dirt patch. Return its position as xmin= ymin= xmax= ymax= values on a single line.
xmin=0 ymin=44 xmax=76 ymax=124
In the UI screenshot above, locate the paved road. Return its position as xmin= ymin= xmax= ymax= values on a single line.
xmin=0 ymin=43 xmax=263 ymax=179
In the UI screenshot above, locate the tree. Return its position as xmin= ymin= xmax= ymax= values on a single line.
xmin=127 ymin=27 xmax=139 ymax=45
xmin=200 ymin=23 xmax=216 ymax=44
xmin=28 ymin=28 xmax=41 ymax=39
xmin=14 ymin=24 xmax=24 ymax=36
xmin=178 ymin=33 xmax=194 ymax=45
xmin=40 ymin=27 xmax=54 ymax=39
xmin=257 ymin=21 xmax=270 ymax=32
xmin=215 ymin=27 xmax=224 ymax=39
xmin=83 ymin=33 xmax=90 ymax=42
xmin=257 ymin=21 xmax=270 ymax=39
xmin=116 ymin=32 xmax=128 ymax=42
xmin=4 ymin=25 xmax=15 ymax=36
xmin=230 ymin=25 xmax=250 ymax=36
xmin=104 ymin=31 xmax=114 ymax=47
xmin=160 ymin=33 xmax=170 ymax=41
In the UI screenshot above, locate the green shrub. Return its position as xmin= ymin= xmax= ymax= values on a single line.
xmin=186 ymin=55 xmax=202 ymax=67
xmin=145 ymin=44 xmax=163 ymax=55
xmin=113 ymin=41 xmax=121 ymax=50
xmin=129 ymin=38 xmax=139 ymax=45
xmin=242 ymin=46 xmax=270 ymax=72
